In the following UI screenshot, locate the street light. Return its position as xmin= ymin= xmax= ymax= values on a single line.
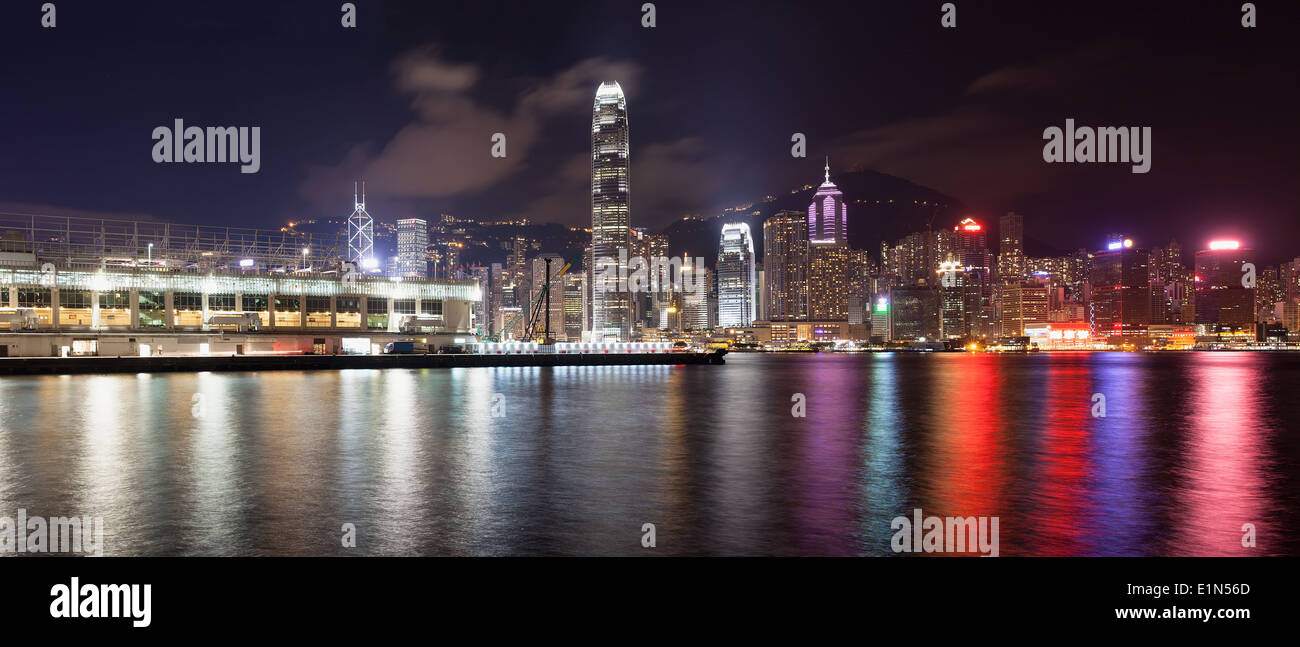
xmin=302 ymin=247 xmax=310 ymax=271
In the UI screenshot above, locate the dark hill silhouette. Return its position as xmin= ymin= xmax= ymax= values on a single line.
xmin=662 ymin=168 xmax=962 ymax=266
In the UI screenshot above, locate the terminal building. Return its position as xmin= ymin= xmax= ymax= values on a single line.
xmin=0 ymin=213 xmax=480 ymax=357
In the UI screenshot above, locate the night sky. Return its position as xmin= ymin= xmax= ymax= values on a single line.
xmin=3 ymin=1 xmax=1298 ymax=261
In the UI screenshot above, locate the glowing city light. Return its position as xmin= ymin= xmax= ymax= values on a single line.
xmin=1208 ymin=240 xmax=1240 ymax=250
xmin=239 ymin=259 xmax=255 ymax=268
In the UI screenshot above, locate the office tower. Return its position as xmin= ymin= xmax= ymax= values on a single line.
xmin=938 ymin=261 xmax=969 ymax=338
xmin=954 ymin=217 xmax=993 ymax=337
xmin=1194 ymin=240 xmax=1256 ymax=333
xmin=998 ymin=212 xmax=1025 ymax=284
xmin=1088 ymin=236 xmax=1151 ymax=339
xmin=488 ymin=262 xmax=506 ymax=337
xmin=888 ymin=286 xmax=941 ymax=341
xmin=870 ymin=295 xmax=891 ymax=341
xmin=531 ymin=253 xmax=566 ymax=342
xmin=680 ymin=259 xmax=711 ymax=330
xmin=716 ymin=223 xmax=757 ymax=327
xmin=807 ymin=162 xmax=850 ymax=320
xmin=847 ymin=249 xmax=873 ymax=325
xmin=591 ymin=81 xmax=632 ymax=341
xmin=563 ymin=273 xmax=588 ymax=342
xmin=469 ymin=264 xmax=490 ymax=336
xmin=1000 ymin=277 xmax=1050 ymax=336
xmin=1255 ymin=265 xmax=1284 ymax=322
xmin=764 ymin=210 xmax=808 ymax=321
xmin=396 ymin=218 xmax=429 ymax=278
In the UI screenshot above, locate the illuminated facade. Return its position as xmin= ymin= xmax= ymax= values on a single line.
xmin=396 ymin=218 xmax=429 ymax=278
xmin=590 ymin=81 xmax=632 ymax=340
xmin=806 ymin=163 xmax=849 ymax=321
xmin=763 ymin=211 xmax=808 ymax=321
xmin=998 ymin=211 xmax=1025 ymax=283
xmin=716 ymin=223 xmax=756 ymax=328
xmin=1194 ymin=241 xmax=1256 ymax=333
xmin=0 ymin=264 xmax=475 ymax=332
xmin=1000 ymin=280 xmax=1050 ymax=336
xmin=347 ymin=182 xmax=376 ymax=269
xmin=808 ymin=160 xmax=848 ymax=246
xmin=954 ymin=217 xmax=993 ymax=337
xmin=1088 ymin=237 xmax=1151 ymax=339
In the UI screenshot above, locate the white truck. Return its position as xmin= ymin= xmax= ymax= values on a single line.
xmin=0 ymin=308 xmax=39 ymax=331
xmin=206 ymin=312 xmax=262 ymax=332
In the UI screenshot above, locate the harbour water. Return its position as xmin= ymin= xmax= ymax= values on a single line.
xmin=0 ymin=352 xmax=1296 ymax=556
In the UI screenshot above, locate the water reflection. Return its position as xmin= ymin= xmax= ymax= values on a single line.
xmin=0 ymin=353 xmax=1295 ymax=556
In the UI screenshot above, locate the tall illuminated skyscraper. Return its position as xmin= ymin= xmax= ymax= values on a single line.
xmin=998 ymin=212 xmax=1025 ymax=284
xmin=807 ymin=161 xmax=849 ymax=321
xmin=764 ymin=210 xmax=809 ymax=321
xmin=808 ymin=158 xmax=848 ymax=246
xmin=590 ymin=81 xmax=631 ymax=341
xmin=347 ymin=181 xmax=375 ymax=270
xmin=717 ymin=223 xmax=756 ymax=327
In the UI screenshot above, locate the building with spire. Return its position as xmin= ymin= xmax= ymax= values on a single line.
xmin=807 ymin=160 xmax=850 ymax=320
xmin=347 ymin=181 xmax=376 ymax=271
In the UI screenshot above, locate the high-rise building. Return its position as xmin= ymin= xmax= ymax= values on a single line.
xmin=563 ymin=273 xmax=588 ymax=342
xmin=395 ymin=218 xmax=429 ymax=278
xmin=590 ymin=81 xmax=632 ymax=341
xmin=1194 ymin=240 xmax=1255 ymax=333
xmin=807 ymin=162 xmax=850 ymax=321
xmin=953 ymin=217 xmax=993 ymax=338
xmin=1000 ymin=278 xmax=1050 ymax=336
xmin=1089 ymin=237 xmax=1151 ymax=340
xmin=679 ymin=259 xmax=711 ymax=330
xmin=808 ymin=159 xmax=848 ymax=246
xmin=763 ymin=210 xmax=808 ymax=321
xmin=346 ymin=181 xmax=375 ymax=270
xmin=998 ymin=212 xmax=1025 ymax=284
xmin=716 ymin=223 xmax=757 ymax=328
xmin=888 ymin=286 xmax=941 ymax=341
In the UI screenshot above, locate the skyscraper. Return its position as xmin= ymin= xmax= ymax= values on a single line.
xmin=590 ymin=81 xmax=631 ymax=341
xmin=716 ymin=223 xmax=756 ymax=328
xmin=1194 ymin=240 xmax=1256 ymax=334
xmin=807 ymin=161 xmax=850 ymax=321
xmin=998 ymin=212 xmax=1025 ymax=284
xmin=1089 ymin=237 xmax=1151 ymax=340
xmin=763 ymin=210 xmax=808 ymax=321
xmin=395 ymin=218 xmax=429 ymax=278
xmin=346 ymin=181 xmax=375 ymax=269
xmin=954 ymin=217 xmax=993 ymax=337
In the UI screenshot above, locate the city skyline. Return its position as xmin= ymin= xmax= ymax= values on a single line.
xmin=2 ymin=1 xmax=1298 ymax=263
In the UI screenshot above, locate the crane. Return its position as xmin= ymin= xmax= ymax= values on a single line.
xmin=487 ymin=251 xmax=584 ymax=343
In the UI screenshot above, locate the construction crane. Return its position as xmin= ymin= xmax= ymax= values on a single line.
xmin=487 ymin=251 xmax=583 ymax=343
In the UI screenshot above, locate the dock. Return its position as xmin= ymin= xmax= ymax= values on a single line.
xmin=0 ymin=351 xmax=726 ymax=376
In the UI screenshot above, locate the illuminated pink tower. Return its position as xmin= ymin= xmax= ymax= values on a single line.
xmin=808 ymin=157 xmax=848 ymax=247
